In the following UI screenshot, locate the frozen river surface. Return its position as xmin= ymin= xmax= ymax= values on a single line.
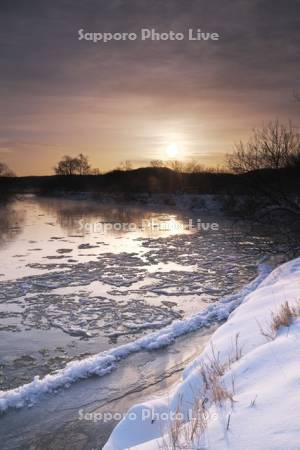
xmin=0 ymin=195 xmax=272 ymax=394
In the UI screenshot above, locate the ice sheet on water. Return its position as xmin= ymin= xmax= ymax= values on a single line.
xmin=0 ymin=263 xmax=271 ymax=413
xmin=17 ymin=292 xmax=182 ymax=339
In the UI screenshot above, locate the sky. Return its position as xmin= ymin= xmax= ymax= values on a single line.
xmin=0 ymin=0 xmax=299 ymax=175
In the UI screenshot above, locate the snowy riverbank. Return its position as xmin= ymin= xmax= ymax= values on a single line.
xmin=104 ymin=257 xmax=300 ymax=450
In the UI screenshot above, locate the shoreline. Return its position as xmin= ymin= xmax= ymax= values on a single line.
xmin=0 ymin=326 xmax=215 ymax=449
xmin=104 ymin=257 xmax=300 ymax=450
xmin=0 ymin=262 xmax=270 ymax=414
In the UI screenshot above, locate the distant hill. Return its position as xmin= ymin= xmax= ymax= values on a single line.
xmin=0 ymin=166 xmax=298 ymax=196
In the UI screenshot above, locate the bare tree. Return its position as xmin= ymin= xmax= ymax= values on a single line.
xmin=150 ymin=159 xmax=165 ymax=168
xmin=54 ymin=156 xmax=80 ymax=175
xmin=77 ymin=153 xmax=91 ymax=175
xmin=226 ymin=122 xmax=300 ymax=216
xmin=0 ymin=162 xmax=15 ymax=177
xmin=225 ymin=121 xmax=300 ymax=255
xmin=89 ymin=168 xmax=101 ymax=175
xmin=54 ymin=154 xmax=91 ymax=175
xmin=184 ymin=160 xmax=205 ymax=173
xmin=164 ymin=160 xmax=223 ymax=174
xmin=118 ymin=160 xmax=133 ymax=171
xmin=228 ymin=121 xmax=300 ymax=173
xmin=166 ymin=160 xmax=184 ymax=172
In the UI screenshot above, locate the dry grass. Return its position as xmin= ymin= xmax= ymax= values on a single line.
xmin=159 ymin=394 xmax=208 ymax=450
xmin=259 ymin=301 xmax=300 ymax=340
xmin=210 ymin=374 xmax=235 ymax=406
xmin=271 ymin=301 xmax=299 ymax=330
xmin=200 ymin=358 xmax=235 ymax=408
xmin=232 ymin=333 xmax=243 ymax=363
xmin=160 ymin=337 xmax=242 ymax=449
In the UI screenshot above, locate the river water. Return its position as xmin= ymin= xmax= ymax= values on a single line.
xmin=0 ymin=195 xmax=276 ymax=448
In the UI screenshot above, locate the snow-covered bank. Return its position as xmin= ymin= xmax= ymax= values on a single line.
xmin=0 ymin=264 xmax=270 ymax=413
xmin=104 ymin=257 xmax=300 ymax=450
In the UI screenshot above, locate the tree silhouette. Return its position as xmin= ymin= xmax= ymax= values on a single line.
xmin=0 ymin=162 xmax=15 ymax=177
xmin=54 ymin=154 xmax=91 ymax=175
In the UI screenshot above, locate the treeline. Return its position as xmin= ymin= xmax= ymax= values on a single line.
xmin=0 ymin=167 xmax=236 ymax=195
xmin=0 ymin=165 xmax=298 ymax=198
xmin=53 ymin=153 xmax=225 ymax=176
xmin=0 ymin=121 xmax=299 ymax=203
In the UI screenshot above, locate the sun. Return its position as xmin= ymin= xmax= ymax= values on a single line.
xmin=166 ymin=143 xmax=178 ymax=158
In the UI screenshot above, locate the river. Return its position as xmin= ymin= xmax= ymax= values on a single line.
xmin=0 ymin=195 xmax=276 ymax=449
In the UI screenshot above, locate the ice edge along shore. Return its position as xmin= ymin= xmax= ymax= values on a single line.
xmin=105 ymin=257 xmax=300 ymax=450
xmin=0 ymin=263 xmax=271 ymax=413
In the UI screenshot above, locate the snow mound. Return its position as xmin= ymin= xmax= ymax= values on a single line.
xmin=104 ymin=257 xmax=300 ymax=450
xmin=0 ymin=264 xmax=270 ymax=413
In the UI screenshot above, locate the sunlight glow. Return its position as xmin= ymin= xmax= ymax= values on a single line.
xmin=166 ymin=143 xmax=178 ymax=158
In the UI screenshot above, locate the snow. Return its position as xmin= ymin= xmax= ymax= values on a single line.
xmin=104 ymin=257 xmax=300 ymax=450
xmin=0 ymin=264 xmax=270 ymax=413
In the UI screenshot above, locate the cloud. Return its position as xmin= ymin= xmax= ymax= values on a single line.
xmin=0 ymin=148 xmax=12 ymax=154
xmin=0 ymin=0 xmax=299 ymax=174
